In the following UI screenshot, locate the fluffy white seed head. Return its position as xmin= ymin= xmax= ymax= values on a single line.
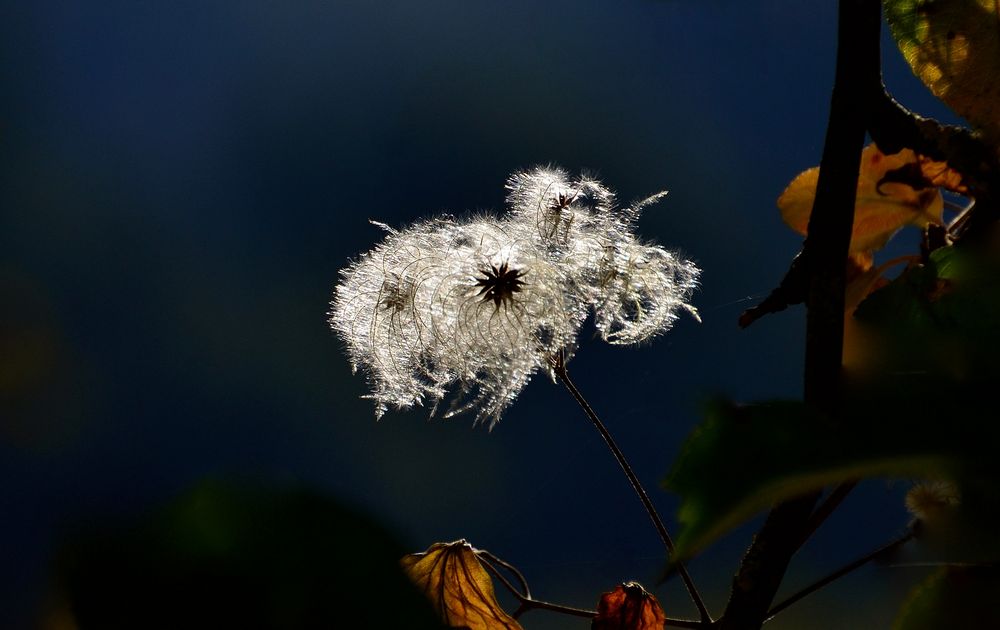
xmin=330 ymin=167 xmax=700 ymax=427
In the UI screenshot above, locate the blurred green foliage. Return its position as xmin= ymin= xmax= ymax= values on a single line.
xmin=893 ymin=567 xmax=1000 ymax=630
xmin=53 ymin=480 xmax=445 ymax=629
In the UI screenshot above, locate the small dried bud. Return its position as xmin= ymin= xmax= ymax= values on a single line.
xmin=592 ymin=582 xmax=666 ymax=630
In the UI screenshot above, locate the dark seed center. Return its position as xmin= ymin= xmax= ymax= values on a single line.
xmin=474 ymin=261 xmax=527 ymax=309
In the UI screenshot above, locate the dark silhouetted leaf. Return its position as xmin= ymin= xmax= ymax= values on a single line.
xmin=401 ymin=540 xmax=522 ymax=630
xmin=592 ymin=582 xmax=665 ymax=630
xmin=853 ymin=246 xmax=1000 ymax=377
xmin=893 ymin=567 xmax=1000 ymax=630
xmin=665 ymin=382 xmax=1000 ymax=558
xmin=671 ymin=244 xmax=1000 ymax=557
xmin=54 ymin=480 xmax=444 ymax=630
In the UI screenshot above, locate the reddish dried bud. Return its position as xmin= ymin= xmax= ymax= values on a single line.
xmin=592 ymin=582 xmax=665 ymax=630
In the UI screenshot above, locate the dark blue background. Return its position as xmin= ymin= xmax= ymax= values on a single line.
xmin=1 ymin=2 xmax=962 ymax=628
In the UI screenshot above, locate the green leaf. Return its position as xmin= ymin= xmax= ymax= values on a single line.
xmin=854 ymin=245 xmax=1000 ymax=376
xmin=893 ymin=567 xmax=1000 ymax=630
xmin=664 ymin=399 xmax=945 ymax=558
xmin=885 ymin=0 xmax=1000 ymax=143
xmin=668 ymin=245 xmax=1000 ymax=558
xmin=55 ymin=480 xmax=446 ymax=630
xmin=665 ymin=378 xmax=1000 ymax=559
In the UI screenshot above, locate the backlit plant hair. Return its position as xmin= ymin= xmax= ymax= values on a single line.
xmin=330 ymin=166 xmax=700 ymax=427
xmin=329 ymin=165 xmax=711 ymax=622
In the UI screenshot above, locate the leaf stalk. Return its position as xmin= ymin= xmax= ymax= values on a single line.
xmin=551 ymin=355 xmax=712 ymax=626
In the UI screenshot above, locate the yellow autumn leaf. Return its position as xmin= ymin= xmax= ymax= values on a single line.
xmin=886 ymin=0 xmax=1000 ymax=143
xmin=918 ymin=155 xmax=967 ymax=195
xmin=779 ymin=144 xmax=944 ymax=254
xmin=592 ymin=582 xmax=666 ymax=630
xmin=401 ymin=540 xmax=522 ymax=630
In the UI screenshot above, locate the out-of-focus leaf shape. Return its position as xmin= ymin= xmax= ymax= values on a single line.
xmin=844 ymin=252 xmax=902 ymax=313
xmin=779 ymin=145 xmax=943 ymax=253
xmin=893 ymin=567 xmax=1000 ymax=630
xmin=678 ymin=246 xmax=1000 ymax=557
xmin=853 ymin=245 xmax=1000 ymax=377
xmin=842 ymin=254 xmax=914 ymax=368
xmin=664 ymin=379 xmax=1000 ymax=558
xmin=592 ymin=582 xmax=665 ymax=630
xmin=885 ymin=0 xmax=1000 ymax=143
xmin=401 ymin=540 xmax=522 ymax=630
xmin=53 ymin=480 xmax=445 ymax=630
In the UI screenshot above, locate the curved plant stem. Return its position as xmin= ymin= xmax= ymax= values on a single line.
xmin=766 ymin=529 xmax=915 ymax=620
xmin=477 ymin=549 xmax=532 ymax=599
xmin=550 ymin=356 xmax=712 ymax=626
xmin=479 ymin=554 xmax=705 ymax=629
xmin=479 ymin=554 xmax=596 ymax=619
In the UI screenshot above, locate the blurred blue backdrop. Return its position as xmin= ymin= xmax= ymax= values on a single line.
xmin=1 ymin=1 xmax=963 ymax=628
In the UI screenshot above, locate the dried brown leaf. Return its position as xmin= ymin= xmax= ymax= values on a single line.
xmin=918 ymin=156 xmax=967 ymax=195
xmin=401 ymin=540 xmax=522 ymax=630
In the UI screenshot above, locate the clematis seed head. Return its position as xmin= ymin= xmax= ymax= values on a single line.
xmin=329 ymin=167 xmax=700 ymax=427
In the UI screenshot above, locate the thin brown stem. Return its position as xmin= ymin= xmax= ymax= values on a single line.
xmin=480 ymin=554 xmax=705 ymax=628
xmin=766 ymin=529 xmax=915 ymax=620
xmin=665 ymin=619 xmax=708 ymax=629
xmin=798 ymin=481 xmax=857 ymax=547
xmin=551 ymin=356 xmax=712 ymax=626
xmin=476 ymin=549 xmax=532 ymax=599
xmin=478 ymin=555 xmax=596 ymax=619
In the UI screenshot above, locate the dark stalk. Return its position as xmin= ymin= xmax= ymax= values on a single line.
xmin=717 ymin=2 xmax=881 ymax=628
xmin=797 ymin=481 xmax=857 ymax=547
xmin=766 ymin=529 xmax=915 ymax=619
xmin=550 ymin=356 xmax=712 ymax=626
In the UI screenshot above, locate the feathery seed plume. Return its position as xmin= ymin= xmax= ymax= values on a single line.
xmin=330 ymin=167 xmax=699 ymax=427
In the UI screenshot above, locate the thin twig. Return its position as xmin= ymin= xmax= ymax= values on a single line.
xmin=512 ymin=600 xmax=592 ymax=620
xmin=478 ymin=555 xmax=596 ymax=619
xmin=550 ymin=355 xmax=712 ymax=626
xmin=766 ymin=530 xmax=915 ymax=620
xmin=797 ymin=481 xmax=857 ymax=547
xmin=479 ymin=552 xmax=706 ymax=628
xmin=477 ymin=549 xmax=532 ymax=599
xmin=665 ymin=619 xmax=708 ymax=629
xmin=947 ymin=199 xmax=976 ymax=235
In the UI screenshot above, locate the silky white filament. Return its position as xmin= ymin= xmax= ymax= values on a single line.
xmin=330 ymin=167 xmax=700 ymax=428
